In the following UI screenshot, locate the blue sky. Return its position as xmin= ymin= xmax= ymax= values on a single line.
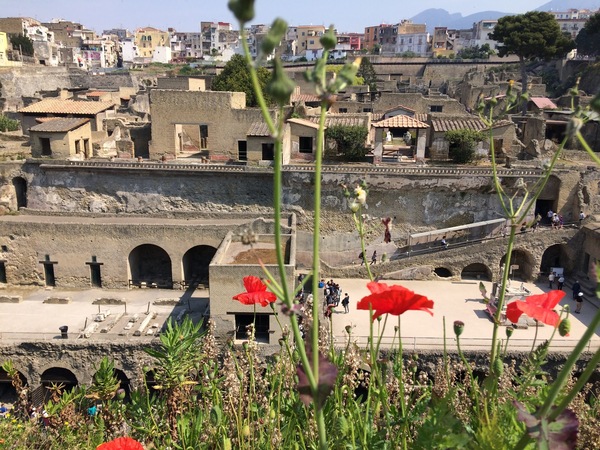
xmin=2 ymin=0 xmax=548 ymax=33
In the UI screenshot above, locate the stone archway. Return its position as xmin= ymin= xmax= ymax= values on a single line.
xmin=434 ymin=267 xmax=452 ymax=278
xmin=500 ymin=249 xmax=536 ymax=281
xmin=540 ymin=244 xmax=571 ymax=274
xmin=182 ymin=245 xmax=217 ymax=286
xmin=128 ymin=244 xmax=173 ymax=288
xmin=39 ymin=367 xmax=78 ymax=402
xmin=461 ymin=263 xmax=492 ymax=281
xmin=0 ymin=367 xmax=28 ymax=403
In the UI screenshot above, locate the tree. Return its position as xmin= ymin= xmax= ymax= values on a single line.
xmin=490 ymin=11 xmax=574 ymax=111
xmin=457 ymin=44 xmax=494 ymax=60
xmin=445 ymin=129 xmax=486 ymax=164
xmin=576 ymin=12 xmax=600 ymax=58
xmin=357 ymin=57 xmax=377 ymax=93
xmin=211 ymin=54 xmax=273 ymax=107
xmin=325 ymin=125 xmax=369 ymax=160
xmin=9 ymin=34 xmax=34 ymax=57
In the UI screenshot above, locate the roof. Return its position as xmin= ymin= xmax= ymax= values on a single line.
xmin=86 ymin=90 xmax=112 ymax=98
xmin=29 ymin=118 xmax=90 ymax=133
xmin=291 ymin=93 xmax=321 ymax=103
xmin=287 ymin=118 xmax=321 ymax=130
xmin=431 ymin=117 xmax=487 ymax=132
xmin=372 ymin=116 xmax=429 ymax=129
xmin=304 ymin=116 xmax=368 ymax=127
xmin=382 ymin=105 xmax=416 ymax=116
xmin=247 ymin=122 xmax=272 ymax=137
xmin=529 ymin=97 xmax=558 ymax=110
xmin=18 ymin=99 xmax=115 ymax=115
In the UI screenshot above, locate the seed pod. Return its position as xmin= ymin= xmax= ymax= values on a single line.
xmin=558 ymin=318 xmax=571 ymax=337
xmin=453 ymin=320 xmax=464 ymax=337
xmin=320 ymin=26 xmax=337 ymax=51
xmin=505 ymin=326 xmax=514 ymax=338
xmin=228 ymin=0 xmax=255 ymax=24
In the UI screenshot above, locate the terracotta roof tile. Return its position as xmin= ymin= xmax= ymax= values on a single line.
xmin=304 ymin=116 xmax=369 ymax=127
xmin=430 ymin=117 xmax=487 ymax=132
xmin=373 ymin=116 xmax=429 ymax=129
xmin=291 ymin=93 xmax=321 ymax=103
xmin=247 ymin=122 xmax=271 ymax=137
xmin=530 ymin=97 xmax=557 ymax=110
xmin=18 ymin=99 xmax=115 ymax=115
xmin=29 ymin=118 xmax=90 ymax=133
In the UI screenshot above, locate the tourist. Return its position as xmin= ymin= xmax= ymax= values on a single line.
xmin=548 ymin=272 xmax=555 ymax=289
xmin=441 ymin=235 xmax=448 ymax=250
xmin=579 ymin=211 xmax=585 ymax=227
xmin=572 ymin=280 xmax=581 ymax=299
xmin=575 ymin=291 xmax=584 ymax=314
xmin=557 ymin=275 xmax=564 ymax=290
xmin=547 ymin=209 xmax=554 ymax=224
xmin=359 ymin=251 xmax=366 ymax=266
xmin=341 ymin=293 xmax=350 ymax=313
xmin=371 ymin=251 xmax=377 ymax=265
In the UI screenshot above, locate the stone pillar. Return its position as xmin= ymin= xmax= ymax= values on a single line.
xmin=416 ymin=131 xmax=426 ymax=160
xmin=373 ymin=128 xmax=383 ymax=165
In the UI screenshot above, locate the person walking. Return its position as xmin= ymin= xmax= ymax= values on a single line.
xmin=572 ymin=280 xmax=581 ymax=299
xmin=441 ymin=235 xmax=448 ymax=250
xmin=557 ymin=275 xmax=565 ymax=290
xmin=370 ymin=251 xmax=377 ymax=265
xmin=548 ymin=272 xmax=555 ymax=288
xmin=579 ymin=211 xmax=585 ymax=227
xmin=575 ymin=291 xmax=584 ymax=313
xmin=341 ymin=293 xmax=350 ymax=313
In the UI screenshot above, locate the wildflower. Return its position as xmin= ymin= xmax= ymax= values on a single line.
xmin=453 ymin=320 xmax=464 ymax=337
xmin=354 ymin=185 xmax=367 ymax=204
xmin=357 ymin=281 xmax=434 ymax=321
xmin=296 ymin=351 xmax=338 ymax=408
xmin=233 ymin=276 xmax=277 ymax=307
xmin=506 ymin=290 xmax=566 ymax=328
xmin=349 ymin=201 xmax=360 ymax=213
xmin=96 ymin=437 xmax=144 ymax=450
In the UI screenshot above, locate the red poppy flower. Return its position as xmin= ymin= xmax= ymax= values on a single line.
xmin=233 ymin=276 xmax=277 ymax=307
xmin=97 ymin=437 xmax=144 ymax=450
xmin=356 ymin=281 xmax=434 ymax=321
xmin=506 ymin=290 xmax=565 ymax=327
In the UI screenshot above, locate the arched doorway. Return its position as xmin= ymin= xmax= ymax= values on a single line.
xmin=434 ymin=267 xmax=452 ymax=278
xmin=128 ymin=244 xmax=172 ymax=288
xmin=500 ymin=249 xmax=535 ymax=281
xmin=0 ymin=367 xmax=27 ymax=403
xmin=461 ymin=263 xmax=492 ymax=281
xmin=12 ymin=177 xmax=27 ymax=210
xmin=40 ymin=367 xmax=78 ymax=401
xmin=535 ymin=175 xmax=560 ymax=224
xmin=182 ymin=245 xmax=217 ymax=286
xmin=540 ymin=244 xmax=570 ymax=274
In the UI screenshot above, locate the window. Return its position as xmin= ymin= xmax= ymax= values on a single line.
xmin=238 ymin=141 xmax=247 ymax=161
xmin=0 ymin=261 xmax=6 ymax=283
xmin=339 ymin=108 xmax=348 ymax=113
xmin=309 ymin=40 xmax=314 ymax=45
xmin=235 ymin=313 xmax=270 ymax=343
xmin=362 ymin=107 xmax=372 ymax=112
xmin=262 ymin=143 xmax=274 ymax=160
xmin=299 ymin=136 xmax=313 ymax=153
xmin=430 ymin=105 xmax=443 ymax=113
xmin=75 ymin=140 xmax=81 ymax=154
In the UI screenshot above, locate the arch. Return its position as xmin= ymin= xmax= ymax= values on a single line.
xmin=461 ymin=263 xmax=492 ymax=281
xmin=92 ymin=367 xmax=131 ymax=400
xmin=182 ymin=245 xmax=217 ymax=286
xmin=40 ymin=367 xmax=78 ymax=402
xmin=0 ymin=367 xmax=28 ymax=403
xmin=434 ymin=267 xmax=452 ymax=278
xmin=144 ymin=369 xmax=158 ymax=396
xmin=500 ymin=249 xmax=536 ymax=281
xmin=540 ymin=244 xmax=570 ymax=274
xmin=12 ymin=177 xmax=27 ymax=209
xmin=128 ymin=244 xmax=173 ymax=288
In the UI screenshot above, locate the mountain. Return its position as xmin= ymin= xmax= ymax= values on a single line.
xmin=535 ymin=0 xmax=600 ymax=10
xmin=410 ymin=8 xmax=512 ymax=33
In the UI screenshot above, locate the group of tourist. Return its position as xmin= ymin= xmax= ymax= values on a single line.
xmin=358 ymin=251 xmax=378 ymax=265
xmin=548 ymin=272 xmax=584 ymax=314
xmin=320 ymin=279 xmax=350 ymax=315
xmin=572 ymin=280 xmax=584 ymax=314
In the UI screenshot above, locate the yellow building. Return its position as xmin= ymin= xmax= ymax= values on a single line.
xmin=296 ymin=25 xmax=326 ymax=55
xmin=134 ymin=27 xmax=169 ymax=58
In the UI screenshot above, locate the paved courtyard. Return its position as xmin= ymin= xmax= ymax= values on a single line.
xmin=0 ymin=279 xmax=598 ymax=352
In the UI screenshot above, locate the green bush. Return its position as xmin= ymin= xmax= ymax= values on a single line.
xmin=0 ymin=115 xmax=19 ymax=132
xmin=445 ymin=129 xmax=486 ymax=164
xmin=325 ymin=125 xmax=369 ymax=160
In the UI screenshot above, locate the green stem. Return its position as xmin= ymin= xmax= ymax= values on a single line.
xmin=356 ymin=211 xmax=374 ymax=281
xmin=530 ymin=322 xmax=539 ymax=353
xmin=577 ymin=131 xmax=600 ymax=166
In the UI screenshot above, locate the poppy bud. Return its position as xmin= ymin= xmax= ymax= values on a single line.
xmin=260 ymin=18 xmax=288 ymax=56
xmin=242 ymin=424 xmax=251 ymax=437
xmin=558 ymin=318 xmax=571 ymax=337
xmin=506 ymin=326 xmax=514 ymax=338
xmin=488 ymin=97 xmax=498 ymax=106
xmin=566 ymin=117 xmax=583 ymax=138
xmin=345 ymin=325 xmax=352 ymax=334
xmin=492 ymin=358 xmax=504 ymax=377
xmin=320 ymin=26 xmax=337 ymax=51
xmin=266 ymin=59 xmax=296 ymax=106
xmin=228 ymin=0 xmax=255 ymax=24
xmin=453 ymin=320 xmax=464 ymax=337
